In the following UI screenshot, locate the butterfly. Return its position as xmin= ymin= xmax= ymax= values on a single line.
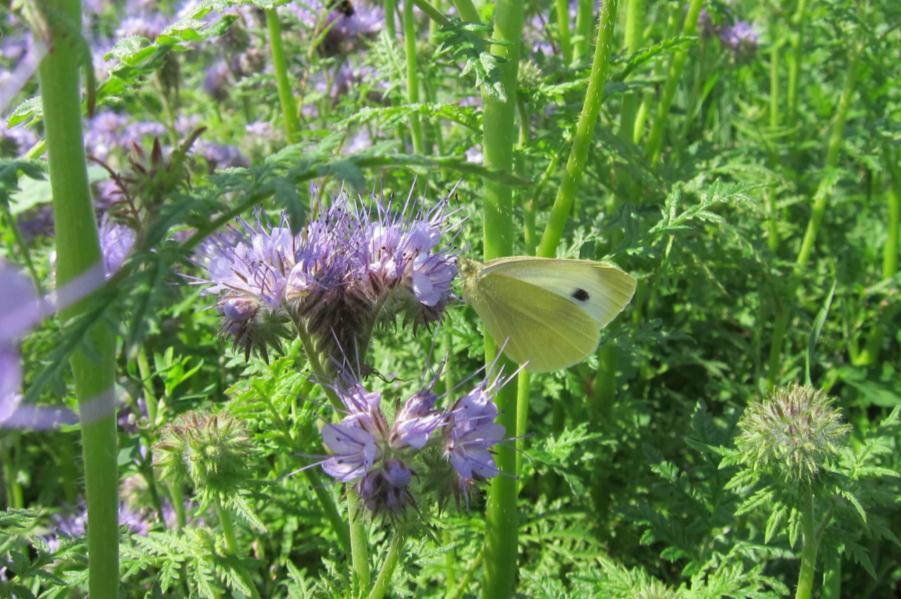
xmin=460 ymin=257 xmax=637 ymax=372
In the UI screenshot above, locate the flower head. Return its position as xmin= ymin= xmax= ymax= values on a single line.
xmin=719 ymin=21 xmax=758 ymax=57
xmin=736 ymin=384 xmax=850 ymax=485
xmin=99 ymin=215 xmax=136 ymax=276
xmin=358 ymin=459 xmax=413 ymax=513
xmin=444 ymin=378 xmax=506 ymax=486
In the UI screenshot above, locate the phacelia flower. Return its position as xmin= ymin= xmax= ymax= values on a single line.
xmin=322 ymin=414 xmax=382 ymax=482
xmin=735 ymin=384 xmax=850 ymax=485
xmin=719 ymin=21 xmax=758 ymax=57
xmin=196 ymin=215 xmax=299 ymax=358
xmin=99 ymin=215 xmax=136 ymax=276
xmin=389 ymin=389 xmax=443 ymax=449
xmin=443 ymin=378 xmax=506 ymax=487
xmin=358 ymin=459 xmax=413 ymax=513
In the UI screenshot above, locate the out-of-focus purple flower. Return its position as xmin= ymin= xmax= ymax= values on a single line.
xmin=204 ymin=60 xmax=231 ymax=100
xmin=0 ymin=347 xmax=23 ymax=424
xmin=720 ymin=21 xmax=759 ymax=56
xmin=118 ymin=397 xmax=147 ymax=433
xmin=116 ymin=13 xmax=169 ymax=40
xmin=390 ymin=389 xmax=442 ymax=449
xmin=0 ymin=262 xmax=40 ymax=346
xmin=245 ymin=121 xmax=280 ymax=143
xmin=99 ymin=216 xmax=136 ymax=276
xmin=45 ymin=501 xmax=150 ymax=552
xmin=357 ymin=459 xmax=413 ymax=513
xmin=194 ymin=140 xmax=248 ymax=171
xmin=332 ymin=3 xmax=384 ymax=38
xmin=1 ymin=122 xmax=38 ymax=157
xmin=444 ymin=377 xmax=507 ymax=488
xmin=343 ymin=129 xmax=372 ymax=153
xmin=85 ymin=111 xmax=165 ymax=161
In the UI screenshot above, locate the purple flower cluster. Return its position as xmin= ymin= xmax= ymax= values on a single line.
xmin=197 ymin=194 xmax=457 ymax=361
xmin=697 ymin=10 xmax=759 ymax=59
xmin=44 ymin=501 xmax=152 ymax=552
xmin=319 ymin=369 xmax=509 ymax=513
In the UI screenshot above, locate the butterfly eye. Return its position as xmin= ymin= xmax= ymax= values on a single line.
xmin=571 ymin=288 xmax=590 ymax=301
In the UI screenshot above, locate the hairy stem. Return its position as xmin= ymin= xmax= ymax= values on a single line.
xmin=37 ymin=2 xmax=118 ymax=597
xmin=266 ymin=9 xmax=301 ymax=144
xmin=403 ymin=0 xmax=425 ymax=153
xmin=538 ymin=0 xmax=620 ymax=258
xmin=366 ymin=533 xmax=405 ymax=599
xmin=795 ymin=490 xmax=820 ymax=599
xmin=480 ymin=0 xmax=524 ymax=595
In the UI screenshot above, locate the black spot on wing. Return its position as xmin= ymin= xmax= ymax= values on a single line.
xmin=572 ymin=288 xmax=590 ymax=301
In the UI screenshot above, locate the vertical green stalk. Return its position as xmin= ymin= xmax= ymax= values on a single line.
xmin=618 ymin=0 xmax=644 ymax=142
xmin=537 ymin=0 xmax=620 ymax=258
xmin=215 ymin=498 xmax=261 ymax=599
xmin=644 ymin=0 xmax=704 ymax=166
xmin=37 ymin=2 xmax=118 ymax=598
xmin=795 ymin=489 xmax=820 ymax=599
xmin=766 ymin=35 xmax=782 ymax=253
xmin=884 ymin=179 xmax=899 ymax=280
xmin=366 ymin=534 xmax=405 ymax=599
xmin=347 ymin=491 xmax=370 ymax=593
xmin=554 ymin=0 xmax=573 ymax=64
xmin=480 ymin=0 xmax=524 ymax=596
xmin=385 ymin=0 xmax=397 ymax=39
xmin=169 ymin=482 xmax=187 ymax=530
xmin=786 ymin=0 xmax=810 ymax=122
xmin=266 ymin=9 xmax=301 ymax=144
xmin=403 ymin=0 xmax=425 ymax=154
xmin=573 ymin=0 xmax=593 ymax=64
xmin=767 ymin=46 xmax=859 ymax=387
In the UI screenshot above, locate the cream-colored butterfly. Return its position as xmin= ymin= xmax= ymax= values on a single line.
xmin=460 ymin=257 xmax=637 ymax=372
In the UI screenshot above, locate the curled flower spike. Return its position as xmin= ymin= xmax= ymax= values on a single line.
xmin=358 ymin=459 xmax=414 ymax=513
xmin=736 ymin=384 xmax=850 ymax=485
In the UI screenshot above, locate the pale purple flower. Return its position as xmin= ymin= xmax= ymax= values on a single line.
xmin=720 ymin=21 xmax=759 ymax=55
xmin=99 ymin=216 xmax=136 ymax=276
xmin=85 ymin=111 xmax=165 ymax=160
xmin=444 ymin=379 xmax=506 ymax=485
xmin=389 ymin=389 xmax=443 ymax=449
xmin=0 ymin=262 xmax=40 ymax=345
xmin=0 ymin=347 xmax=22 ymax=423
xmin=321 ymin=415 xmax=381 ymax=482
xmin=204 ymin=60 xmax=231 ymax=100
xmin=45 ymin=502 xmax=150 ymax=552
xmin=116 ymin=13 xmax=169 ymax=40
xmin=1 ymin=122 xmax=38 ymax=157
xmin=194 ymin=141 xmax=248 ymax=170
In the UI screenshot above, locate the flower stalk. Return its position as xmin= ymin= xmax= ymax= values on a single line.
xmin=795 ymin=489 xmax=820 ymax=599
xmin=36 ymin=1 xmax=119 ymax=597
xmin=480 ymin=0 xmax=524 ymax=595
xmin=366 ymin=533 xmax=405 ymax=599
xmin=266 ymin=9 xmax=301 ymax=144
xmin=644 ymin=0 xmax=704 ymax=166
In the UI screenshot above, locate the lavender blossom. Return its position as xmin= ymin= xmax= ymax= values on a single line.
xmin=194 ymin=140 xmax=249 ymax=171
xmin=195 ymin=216 xmax=299 ymax=357
xmin=204 ymin=60 xmax=231 ymax=100
xmin=390 ymin=389 xmax=443 ymax=449
xmin=322 ymin=415 xmax=382 ymax=482
xmin=99 ymin=216 xmax=136 ymax=276
xmin=720 ymin=21 xmax=759 ymax=56
xmin=45 ymin=502 xmax=150 ymax=552
xmin=0 ymin=122 xmax=38 ymax=157
xmin=358 ymin=459 xmax=413 ymax=513
xmin=115 ymin=12 xmax=169 ymax=40
xmin=444 ymin=378 xmax=507 ymax=488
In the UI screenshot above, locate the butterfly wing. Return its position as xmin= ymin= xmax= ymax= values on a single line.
xmin=481 ymin=257 xmax=637 ymax=329
xmin=470 ymin=273 xmax=602 ymax=372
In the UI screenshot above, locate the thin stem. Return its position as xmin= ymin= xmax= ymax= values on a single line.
xmin=266 ymin=9 xmax=301 ymax=144
xmin=136 ymin=346 xmax=158 ymax=426
xmin=644 ymin=0 xmax=704 ymax=166
xmin=573 ymin=0 xmax=593 ymax=64
xmin=366 ymin=533 xmax=405 ymax=599
xmin=385 ymin=0 xmax=397 ymax=39
xmin=554 ymin=0 xmax=573 ymax=64
xmin=537 ymin=0 xmax=620 ymax=258
xmin=480 ymin=0 xmax=524 ymax=595
xmin=403 ymin=0 xmax=425 ymax=154
xmin=169 ymin=483 xmax=187 ymax=530
xmin=766 ymin=34 xmax=782 ymax=253
xmin=305 ymin=469 xmax=352 ymax=555
xmin=2 ymin=444 xmax=23 ymax=509
xmin=795 ymin=489 xmax=820 ymax=599
xmin=786 ymin=0 xmax=810 ymax=122
xmin=618 ymin=0 xmax=644 ymax=142
xmin=37 ymin=2 xmax=119 ymax=597
xmin=216 ymin=498 xmax=261 ymax=599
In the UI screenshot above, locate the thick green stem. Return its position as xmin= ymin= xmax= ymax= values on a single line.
xmin=366 ymin=534 xmax=404 ymax=599
xmin=554 ymin=0 xmax=573 ymax=64
xmin=538 ymin=0 xmax=620 ymax=258
xmin=452 ymin=0 xmax=480 ymax=23
xmin=403 ymin=0 xmax=425 ymax=154
xmin=37 ymin=2 xmax=118 ymax=597
xmin=795 ymin=490 xmax=820 ymax=599
xmin=348 ymin=491 xmax=371 ymax=594
xmin=644 ymin=0 xmax=704 ymax=166
xmin=480 ymin=0 xmax=524 ymax=595
xmin=786 ymin=0 xmax=810 ymax=122
xmin=266 ymin=9 xmax=301 ymax=144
